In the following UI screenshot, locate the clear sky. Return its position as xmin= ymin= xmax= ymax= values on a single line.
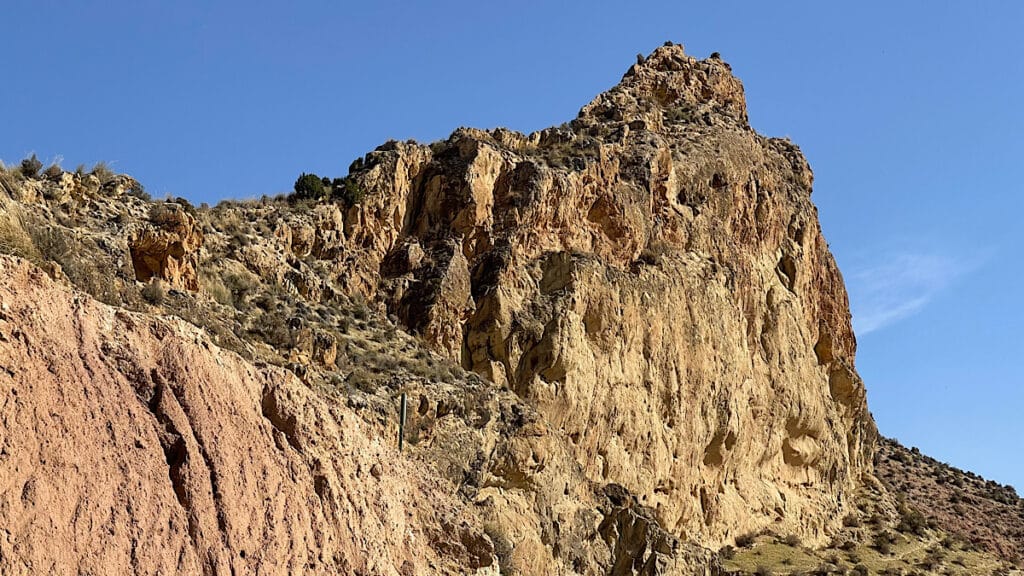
xmin=3 ymin=2 xmax=1022 ymax=489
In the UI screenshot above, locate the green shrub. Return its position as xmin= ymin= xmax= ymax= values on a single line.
xmin=293 ymin=172 xmax=326 ymax=200
xmin=20 ymin=154 xmax=42 ymax=178
xmin=735 ymin=532 xmax=757 ymax=548
xmin=333 ymin=177 xmax=366 ymax=206
xmin=896 ymin=505 xmax=928 ymax=536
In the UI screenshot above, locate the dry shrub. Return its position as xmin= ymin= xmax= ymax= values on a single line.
xmin=91 ymin=161 xmax=115 ymax=184
xmin=43 ymin=164 xmax=63 ymax=179
xmin=200 ymin=271 xmax=233 ymax=306
xmin=0 ymin=201 xmax=41 ymax=262
xmin=141 ymin=280 xmax=166 ymax=304
xmin=33 ymin=225 xmax=122 ymax=305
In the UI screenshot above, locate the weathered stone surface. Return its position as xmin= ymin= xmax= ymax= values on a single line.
xmin=326 ymin=44 xmax=874 ymax=548
xmin=0 ymin=255 xmax=495 ymax=575
xmin=129 ymin=203 xmax=203 ymax=291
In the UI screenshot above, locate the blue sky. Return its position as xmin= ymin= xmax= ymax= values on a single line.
xmin=3 ymin=1 xmax=1022 ymax=489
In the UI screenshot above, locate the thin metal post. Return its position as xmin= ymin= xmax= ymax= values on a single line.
xmin=398 ymin=393 xmax=407 ymax=451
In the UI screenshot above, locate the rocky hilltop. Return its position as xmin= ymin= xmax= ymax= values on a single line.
xmin=343 ymin=44 xmax=874 ymax=546
xmin=0 ymin=44 xmax=1019 ymax=575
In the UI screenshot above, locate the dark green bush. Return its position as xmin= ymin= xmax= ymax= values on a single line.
xmin=293 ymin=172 xmax=326 ymax=200
xmin=333 ymin=177 xmax=366 ymax=206
xmin=20 ymin=154 xmax=42 ymax=178
xmin=735 ymin=532 xmax=756 ymax=548
xmin=896 ymin=505 xmax=928 ymax=536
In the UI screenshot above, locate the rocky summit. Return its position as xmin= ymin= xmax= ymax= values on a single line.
xmin=0 ymin=43 xmax=1020 ymax=575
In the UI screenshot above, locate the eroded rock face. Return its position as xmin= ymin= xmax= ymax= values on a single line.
xmin=0 ymin=255 xmax=495 ymax=575
xmin=129 ymin=203 xmax=203 ymax=290
xmin=330 ymin=43 xmax=874 ymax=547
xmin=0 ymin=253 xmax=717 ymax=575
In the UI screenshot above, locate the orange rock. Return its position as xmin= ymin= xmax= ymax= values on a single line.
xmin=129 ymin=203 xmax=204 ymax=291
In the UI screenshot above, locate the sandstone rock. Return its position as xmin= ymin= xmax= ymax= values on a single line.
xmin=0 ymin=255 xmax=495 ymax=575
xmin=390 ymin=242 xmax=475 ymax=359
xmin=100 ymin=174 xmax=140 ymax=198
xmin=312 ymin=329 xmax=338 ymax=369
xmin=129 ymin=203 xmax=204 ymax=291
xmin=335 ymin=43 xmax=873 ymax=547
xmin=51 ymin=172 xmax=77 ymax=203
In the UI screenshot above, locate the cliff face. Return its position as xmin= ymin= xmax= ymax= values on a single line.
xmin=0 ymin=256 xmax=496 ymax=575
xmin=0 ymin=252 xmax=716 ymax=575
xmin=0 ymin=43 xmax=879 ymax=574
xmin=337 ymin=44 xmax=874 ymax=544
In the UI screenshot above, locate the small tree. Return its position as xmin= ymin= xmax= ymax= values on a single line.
xmin=293 ymin=172 xmax=326 ymax=200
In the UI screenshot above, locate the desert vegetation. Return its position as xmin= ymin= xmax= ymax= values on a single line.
xmin=290 ymin=170 xmax=366 ymax=205
xmin=719 ymin=440 xmax=1024 ymax=575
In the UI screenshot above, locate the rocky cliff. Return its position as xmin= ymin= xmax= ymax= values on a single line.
xmin=0 ymin=256 xmax=495 ymax=575
xmin=0 ymin=43 xmax=891 ymax=575
xmin=342 ymin=43 xmax=875 ymax=545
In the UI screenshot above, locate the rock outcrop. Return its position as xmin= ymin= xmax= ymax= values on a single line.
xmin=0 ymin=42 xmax=889 ymax=574
xmin=130 ymin=203 xmax=203 ymax=291
xmin=0 ymin=255 xmax=496 ymax=575
xmin=338 ymin=43 xmax=874 ymax=546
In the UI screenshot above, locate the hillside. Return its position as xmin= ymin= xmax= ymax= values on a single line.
xmin=876 ymin=438 xmax=1024 ymax=563
xmin=0 ymin=43 xmax=1020 ymax=575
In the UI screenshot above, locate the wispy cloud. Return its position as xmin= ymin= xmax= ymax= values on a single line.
xmin=846 ymin=252 xmax=978 ymax=336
